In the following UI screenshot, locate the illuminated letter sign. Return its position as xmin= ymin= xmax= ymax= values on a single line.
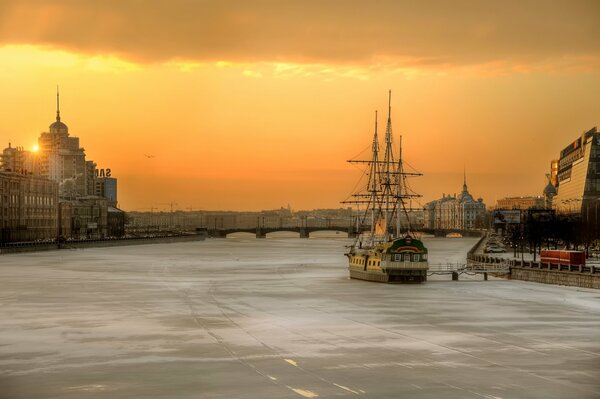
xmin=95 ymin=168 xmax=112 ymax=178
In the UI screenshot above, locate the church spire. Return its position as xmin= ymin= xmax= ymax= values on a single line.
xmin=56 ymin=85 xmax=61 ymax=122
xmin=463 ymin=166 xmax=468 ymax=192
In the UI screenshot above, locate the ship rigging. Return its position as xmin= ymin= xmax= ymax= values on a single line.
xmin=342 ymin=91 xmax=429 ymax=283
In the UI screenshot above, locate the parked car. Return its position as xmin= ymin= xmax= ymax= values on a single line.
xmin=487 ymin=247 xmax=506 ymax=253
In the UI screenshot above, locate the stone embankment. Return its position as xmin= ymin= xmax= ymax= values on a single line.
xmin=467 ymin=234 xmax=600 ymax=289
xmin=0 ymin=234 xmax=206 ymax=254
xmin=509 ymin=261 xmax=600 ymax=289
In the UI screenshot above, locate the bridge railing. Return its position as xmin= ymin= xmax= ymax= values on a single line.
xmin=427 ymin=261 xmax=510 ymax=274
xmin=428 ymin=263 xmax=464 ymax=273
xmin=465 ymin=260 xmax=511 ymax=273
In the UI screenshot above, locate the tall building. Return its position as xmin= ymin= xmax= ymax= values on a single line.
xmin=95 ymin=177 xmax=117 ymax=206
xmin=86 ymin=161 xmax=97 ymax=198
xmin=423 ymin=173 xmax=486 ymax=230
xmin=37 ymin=89 xmax=92 ymax=197
xmin=0 ymin=90 xmax=127 ymax=240
xmin=0 ymin=171 xmax=58 ymax=242
xmin=550 ymin=159 xmax=559 ymax=187
xmin=553 ymin=127 xmax=600 ymax=215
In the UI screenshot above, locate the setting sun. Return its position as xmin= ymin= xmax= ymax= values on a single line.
xmin=31 ymin=144 xmax=39 ymax=152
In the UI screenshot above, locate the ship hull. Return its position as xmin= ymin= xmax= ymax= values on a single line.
xmin=349 ymin=267 xmax=427 ymax=283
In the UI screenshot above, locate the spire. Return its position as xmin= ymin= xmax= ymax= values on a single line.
xmin=463 ymin=166 xmax=468 ymax=192
xmin=56 ymin=85 xmax=61 ymax=122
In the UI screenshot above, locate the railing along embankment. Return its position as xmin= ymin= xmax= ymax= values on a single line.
xmin=467 ymin=247 xmax=600 ymax=289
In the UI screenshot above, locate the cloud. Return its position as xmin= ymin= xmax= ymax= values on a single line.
xmin=0 ymin=0 xmax=599 ymax=71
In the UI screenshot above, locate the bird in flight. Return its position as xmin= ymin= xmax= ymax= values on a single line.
xmin=144 ymin=154 xmax=156 ymax=158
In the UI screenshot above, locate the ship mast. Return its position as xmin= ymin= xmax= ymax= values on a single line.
xmin=381 ymin=90 xmax=395 ymax=241
xmin=342 ymin=91 xmax=423 ymax=247
xmin=393 ymin=100 xmax=423 ymax=237
xmin=397 ymin=135 xmax=403 ymax=237
xmin=369 ymin=111 xmax=380 ymax=242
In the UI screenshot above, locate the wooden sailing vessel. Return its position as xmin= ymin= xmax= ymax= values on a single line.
xmin=343 ymin=91 xmax=428 ymax=283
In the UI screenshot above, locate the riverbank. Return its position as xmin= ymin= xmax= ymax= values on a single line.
xmin=0 ymin=233 xmax=205 ymax=254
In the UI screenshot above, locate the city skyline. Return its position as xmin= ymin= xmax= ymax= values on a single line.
xmin=1 ymin=1 xmax=599 ymax=211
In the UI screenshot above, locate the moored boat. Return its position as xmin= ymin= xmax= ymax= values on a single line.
xmin=343 ymin=91 xmax=428 ymax=283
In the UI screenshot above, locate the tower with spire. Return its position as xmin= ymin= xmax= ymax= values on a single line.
xmin=49 ymin=86 xmax=69 ymax=135
xmin=424 ymin=169 xmax=486 ymax=230
xmin=0 ymin=87 xmax=120 ymax=241
xmin=36 ymin=87 xmax=94 ymax=197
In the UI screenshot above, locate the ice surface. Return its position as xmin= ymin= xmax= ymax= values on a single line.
xmin=0 ymin=237 xmax=599 ymax=398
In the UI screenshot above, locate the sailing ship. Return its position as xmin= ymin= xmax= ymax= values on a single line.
xmin=342 ymin=91 xmax=428 ymax=283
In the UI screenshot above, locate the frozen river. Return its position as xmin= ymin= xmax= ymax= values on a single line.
xmin=1 ymin=237 xmax=599 ymax=398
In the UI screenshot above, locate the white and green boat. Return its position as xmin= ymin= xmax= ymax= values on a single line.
xmin=343 ymin=91 xmax=428 ymax=283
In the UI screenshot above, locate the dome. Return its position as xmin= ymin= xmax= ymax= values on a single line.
xmin=544 ymin=181 xmax=557 ymax=196
xmin=49 ymin=120 xmax=68 ymax=134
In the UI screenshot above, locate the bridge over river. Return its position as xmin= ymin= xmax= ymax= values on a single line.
xmin=207 ymin=225 xmax=358 ymax=238
xmin=207 ymin=225 xmax=485 ymax=239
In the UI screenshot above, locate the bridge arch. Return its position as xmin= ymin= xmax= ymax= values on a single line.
xmin=225 ymin=231 xmax=256 ymax=238
xmin=264 ymin=231 xmax=301 ymax=238
xmin=307 ymin=229 xmax=349 ymax=238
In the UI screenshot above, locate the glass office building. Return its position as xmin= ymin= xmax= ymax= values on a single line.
xmin=553 ymin=127 xmax=600 ymax=217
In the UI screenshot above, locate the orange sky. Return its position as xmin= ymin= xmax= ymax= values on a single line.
xmin=1 ymin=1 xmax=599 ymax=211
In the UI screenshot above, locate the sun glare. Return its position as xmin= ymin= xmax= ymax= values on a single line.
xmin=32 ymin=144 xmax=39 ymax=152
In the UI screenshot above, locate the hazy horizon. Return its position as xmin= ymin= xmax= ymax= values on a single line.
xmin=1 ymin=1 xmax=599 ymax=211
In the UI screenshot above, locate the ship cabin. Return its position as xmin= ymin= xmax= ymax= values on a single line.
xmin=385 ymin=236 xmax=428 ymax=263
xmin=381 ymin=236 xmax=429 ymax=282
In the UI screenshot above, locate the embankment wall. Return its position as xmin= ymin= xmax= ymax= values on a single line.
xmin=0 ymin=234 xmax=205 ymax=254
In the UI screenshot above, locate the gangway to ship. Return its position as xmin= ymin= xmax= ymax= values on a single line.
xmin=427 ymin=260 xmax=510 ymax=278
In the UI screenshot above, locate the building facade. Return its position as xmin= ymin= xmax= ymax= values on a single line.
xmin=423 ymin=176 xmax=486 ymax=230
xmin=0 ymin=172 xmax=58 ymax=243
xmin=550 ymin=159 xmax=559 ymax=187
xmin=95 ymin=177 xmax=117 ymax=206
xmin=37 ymin=100 xmax=91 ymax=197
xmin=107 ymin=206 xmax=125 ymax=237
xmin=1 ymin=144 xmax=39 ymax=175
xmin=60 ymin=196 xmax=108 ymax=240
xmin=553 ymin=127 xmax=600 ymax=215
xmin=496 ymin=196 xmax=545 ymax=210
xmin=0 ymin=91 xmax=128 ymax=241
